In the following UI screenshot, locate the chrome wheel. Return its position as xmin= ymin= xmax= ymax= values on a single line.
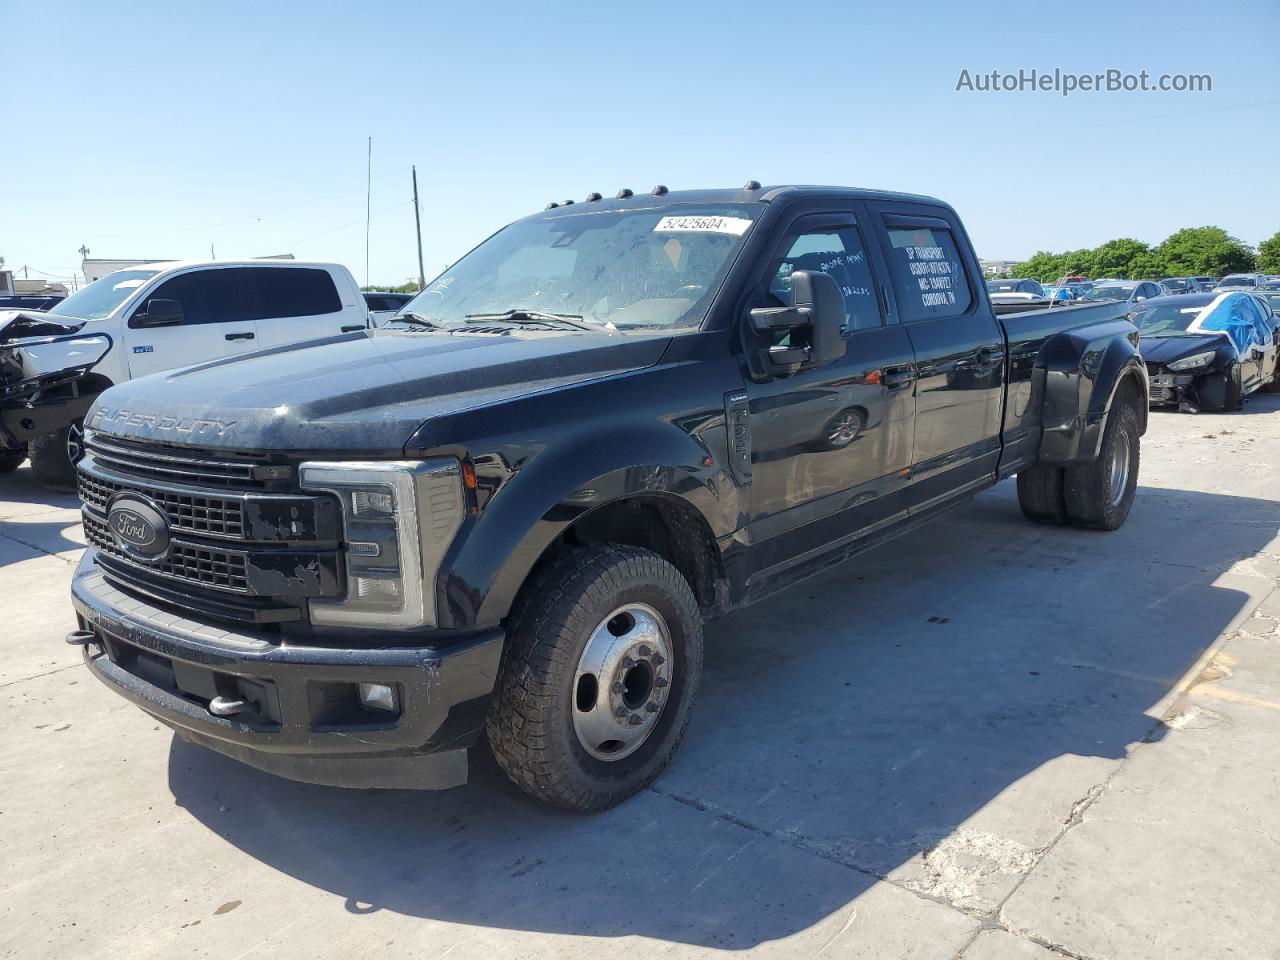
xmin=572 ymin=603 xmax=674 ymax=761
xmin=826 ymin=411 xmax=862 ymax=447
xmin=1107 ymin=430 xmax=1130 ymax=508
xmin=66 ymin=420 xmax=85 ymax=465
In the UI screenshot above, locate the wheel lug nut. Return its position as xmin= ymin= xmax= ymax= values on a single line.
xmin=628 ymin=714 xmax=645 ymax=726
xmin=638 ymin=644 xmax=651 ymax=657
xmin=621 ymin=656 xmax=635 ymax=668
xmin=654 ymin=676 xmax=669 ymax=688
xmin=612 ymin=682 xmax=625 ymax=694
xmin=651 ymin=654 xmax=666 ymax=666
xmin=615 ymin=707 xmax=629 ymax=718
xmin=645 ymin=702 xmax=659 ymax=713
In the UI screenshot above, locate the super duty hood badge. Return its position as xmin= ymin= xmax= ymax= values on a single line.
xmin=89 ymin=406 xmax=237 ymax=437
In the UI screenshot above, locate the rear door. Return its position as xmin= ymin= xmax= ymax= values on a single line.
xmin=867 ymin=202 xmax=1006 ymax=512
xmin=246 ymin=266 xmax=365 ymax=347
xmin=124 ymin=268 xmax=259 ymax=378
xmin=740 ymin=206 xmax=916 ymax=575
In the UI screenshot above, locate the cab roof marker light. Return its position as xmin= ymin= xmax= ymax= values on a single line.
xmin=651 ymin=185 xmax=668 ymax=195
xmin=545 ymin=202 xmax=559 ymax=209
xmin=561 ymin=199 xmax=574 ymax=205
xmin=585 ymin=192 xmax=602 ymax=202
xmin=743 ymin=180 xmax=762 ymax=190
xmin=616 ymin=188 xmax=634 ymax=199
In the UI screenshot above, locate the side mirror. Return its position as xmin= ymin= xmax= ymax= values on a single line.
xmin=748 ymin=270 xmax=846 ymax=375
xmin=135 ymin=298 xmax=183 ymax=327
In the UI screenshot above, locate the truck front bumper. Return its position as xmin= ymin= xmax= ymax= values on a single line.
xmin=70 ymin=551 xmax=504 ymax=790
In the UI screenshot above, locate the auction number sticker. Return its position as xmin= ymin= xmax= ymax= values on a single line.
xmin=654 ymin=215 xmax=752 ymax=236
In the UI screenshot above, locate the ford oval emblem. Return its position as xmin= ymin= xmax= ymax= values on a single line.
xmin=106 ymin=495 xmax=170 ymax=560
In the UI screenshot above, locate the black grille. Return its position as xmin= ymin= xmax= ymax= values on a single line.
xmin=85 ymin=433 xmax=275 ymax=489
xmin=84 ymin=513 xmax=250 ymax=593
xmin=79 ymin=471 xmax=246 ymax=539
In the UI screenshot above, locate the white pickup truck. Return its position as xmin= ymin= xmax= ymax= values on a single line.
xmin=0 ymin=260 xmax=369 ymax=488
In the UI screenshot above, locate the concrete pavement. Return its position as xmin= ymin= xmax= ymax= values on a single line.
xmin=2 ymin=394 xmax=1278 ymax=959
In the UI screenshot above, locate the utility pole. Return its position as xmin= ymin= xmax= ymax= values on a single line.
xmin=412 ymin=165 xmax=426 ymax=291
xmin=365 ymin=136 xmax=372 ymax=287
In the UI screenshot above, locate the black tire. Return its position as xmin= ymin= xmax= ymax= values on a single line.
xmin=28 ymin=424 xmax=79 ymax=491
xmin=1063 ymin=401 xmax=1140 ymax=531
xmin=486 ymin=544 xmax=703 ymax=812
xmin=1225 ymin=363 xmax=1244 ymax=410
xmin=1016 ymin=462 xmax=1067 ymax=525
xmin=0 ymin=445 xmax=26 ymax=474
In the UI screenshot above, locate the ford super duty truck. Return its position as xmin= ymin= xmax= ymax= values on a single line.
xmin=67 ymin=184 xmax=1148 ymax=811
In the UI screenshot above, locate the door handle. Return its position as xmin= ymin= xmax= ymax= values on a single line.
xmin=341 ymin=324 xmax=366 ymax=332
xmin=225 ymin=332 xmax=255 ymax=341
xmin=884 ymin=367 xmax=916 ymax=389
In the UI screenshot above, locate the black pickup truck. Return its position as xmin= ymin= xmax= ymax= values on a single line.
xmin=68 ymin=184 xmax=1148 ymax=811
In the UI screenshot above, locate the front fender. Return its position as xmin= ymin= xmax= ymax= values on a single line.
xmin=436 ymin=421 xmax=737 ymax=630
xmin=1038 ymin=319 xmax=1146 ymax=465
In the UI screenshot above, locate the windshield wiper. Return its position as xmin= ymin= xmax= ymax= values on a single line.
xmin=464 ymin=309 xmax=604 ymax=332
xmin=391 ymin=311 xmax=449 ymax=330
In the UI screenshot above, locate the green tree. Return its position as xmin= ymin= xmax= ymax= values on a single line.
xmin=1156 ymin=226 xmax=1255 ymax=277
xmin=1090 ymin=238 xmax=1153 ymax=279
xmin=1257 ymin=231 xmax=1280 ymax=274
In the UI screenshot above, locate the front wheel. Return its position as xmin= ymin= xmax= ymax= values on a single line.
xmin=0 ymin=445 xmax=27 ymax=474
xmin=1063 ymin=401 xmax=1140 ymax=530
xmin=28 ymin=420 xmax=83 ymax=491
xmin=486 ymin=544 xmax=703 ymax=812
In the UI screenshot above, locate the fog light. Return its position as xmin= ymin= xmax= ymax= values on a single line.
xmin=358 ymin=682 xmax=398 ymax=712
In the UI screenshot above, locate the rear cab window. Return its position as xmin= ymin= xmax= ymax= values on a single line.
xmin=880 ymin=215 xmax=974 ymax=322
xmin=246 ymin=268 xmax=342 ymax=319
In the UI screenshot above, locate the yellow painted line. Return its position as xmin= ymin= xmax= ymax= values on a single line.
xmin=1189 ymin=684 xmax=1280 ymax=713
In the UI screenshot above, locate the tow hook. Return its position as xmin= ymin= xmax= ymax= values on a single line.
xmin=208 ymin=696 xmax=247 ymax=717
xmin=65 ymin=630 xmax=97 ymax=647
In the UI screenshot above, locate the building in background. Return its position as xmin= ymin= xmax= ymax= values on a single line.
xmin=81 ymin=258 xmax=177 ymax=283
xmin=979 ymin=259 xmax=1017 ymax=277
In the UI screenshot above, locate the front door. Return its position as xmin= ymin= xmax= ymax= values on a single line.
xmin=741 ymin=210 xmax=916 ymax=579
xmin=124 ymin=268 xmax=259 ymax=378
xmin=867 ymin=203 xmax=1006 ymax=512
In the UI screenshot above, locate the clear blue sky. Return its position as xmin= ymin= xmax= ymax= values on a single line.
xmin=4 ymin=0 xmax=1278 ymax=288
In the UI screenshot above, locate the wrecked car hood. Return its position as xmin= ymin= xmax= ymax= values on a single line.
xmin=1141 ymin=333 xmax=1229 ymax=365
xmin=87 ymin=328 xmax=671 ymax=454
xmin=0 ymin=310 xmax=112 ymax=402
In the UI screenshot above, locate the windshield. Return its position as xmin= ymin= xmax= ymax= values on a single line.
xmin=986 ymin=281 xmax=1020 ymax=292
xmin=1218 ymin=276 xmax=1255 ymax=287
xmin=48 ymin=270 xmax=159 ymax=321
xmin=1084 ymin=283 xmax=1136 ymax=301
xmin=398 ymin=205 xmax=760 ymax=332
xmin=1129 ymin=302 xmax=1207 ymax=337
xmin=1162 ymin=278 xmax=1191 ymax=291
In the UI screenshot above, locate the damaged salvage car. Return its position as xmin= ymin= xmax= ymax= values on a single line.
xmin=1134 ymin=292 xmax=1280 ymax=411
xmin=0 ymin=312 xmax=111 ymax=476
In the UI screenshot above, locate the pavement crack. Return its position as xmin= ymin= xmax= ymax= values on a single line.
xmin=0 ymin=661 xmax=84 ymax=689
xmin=647 ymin=785 xmax=988 ymax=921
xmin=0 ymin=526 xmax=80 ymax=566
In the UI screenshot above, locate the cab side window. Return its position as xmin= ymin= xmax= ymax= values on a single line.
xmin=881 ymin=219 xmax=973 ymax=322
xmin=133 ymin=270 xmax=248 ymax=326
xmin=768 ymin=227 xmax=881 ymax=331
xmin=246 ymin=268 xmax=342 ymax=320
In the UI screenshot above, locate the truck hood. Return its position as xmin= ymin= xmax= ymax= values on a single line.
xmin=1141 ymin=333 xmax=1230 ymax=365
xmin=86 ymin=328 xmax=671 ymax=454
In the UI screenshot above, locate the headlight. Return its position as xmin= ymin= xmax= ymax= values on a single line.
xmin=1166 ymin=351 xmax=1216 ymax=371
xmin=300 ymin=459 xmax=466 ymax=629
